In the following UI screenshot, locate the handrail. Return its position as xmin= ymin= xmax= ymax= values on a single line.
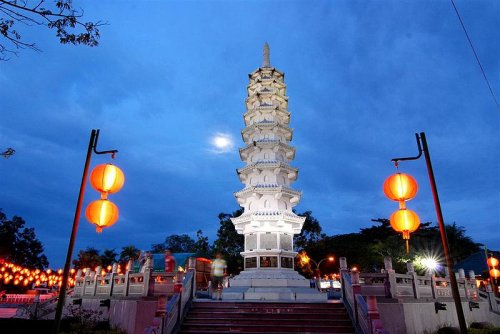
xmin=163 ymin=269 xmax=195 ymax=334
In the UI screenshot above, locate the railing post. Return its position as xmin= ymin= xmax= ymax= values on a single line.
xmin=431 ymin=275 xmax=437 ymax=299
xmin=143 ymin=256 xmax=154 ymax=297
xmin=458 ymin=269 xmax=468 ymax=299
xmin=407 ymin=261 xmax=420 ymax=299
xmin=485 ymin=285 xmax=499 ymax=312
xmin=384 ymin=257 xmax=397 ymax=298
xmin=188 ymin=257 xmax=197 ymax=299
xmin=367 ymin=295 xmax=382 ymax=334
xmin=92 ymin=267 xmax=100 ymax=296
xmin=340 ymin=257 xmax=348 ymax=300
xmin=468 ymin=270 xmax=478 ymax=300
xmin=125 ymin=260 xmax=133 ymax=296
xmin=351 ymin=270 xmax=361 ymax=324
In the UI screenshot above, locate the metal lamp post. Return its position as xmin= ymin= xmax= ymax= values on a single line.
xmin=53 ymin=129 xmax=118 ymax=334
xmin=390 ymin=131 xmax=467 ymax=334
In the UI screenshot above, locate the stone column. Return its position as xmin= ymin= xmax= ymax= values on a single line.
xmin=351 ymin=270 xmax=361 ymax=325
xmin=384 ymin=257 xmax=396 ymax=298
xmin=339 ymin=257 xmax=348 ymax=300
xmin=406 ymin=261 xmax=420 ymax=299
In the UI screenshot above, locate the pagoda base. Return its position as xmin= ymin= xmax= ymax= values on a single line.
xmin=221 ymin=270 xmax=326 ymax=301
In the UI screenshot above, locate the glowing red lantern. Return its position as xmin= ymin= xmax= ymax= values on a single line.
xmin=90 ymin=164 xmax=125 ymax=197
xmin=383 ymin=173 xmax=418 ymax=202
xmin=390 ymin=208 xmax=420 ymax=253
xmin=85 ymin=199 xmax=119 ymax=233
xmin=490 ymin=268 xmax=500 ymax=279
xmin=487 ymin=257 xmax=499 ymax=268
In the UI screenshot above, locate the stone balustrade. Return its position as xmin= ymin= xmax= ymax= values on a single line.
xmin=73 ymin=258 xmax=179 ymax=299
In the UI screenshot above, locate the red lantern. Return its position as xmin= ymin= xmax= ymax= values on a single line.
xmin=490 ymin=268 xmax=500 ymax=279
xmin=390 ymin=208 xmax=420 ymax=253
xmin=85 ymin=199 xmax=119 ymax=233
xmin=90 ymin=164 xmax=125 ymax=197
xmin=487 ymin=257 xmax=499 ymax=268
xmin=383 ymin=173 xmax=418 ymax=202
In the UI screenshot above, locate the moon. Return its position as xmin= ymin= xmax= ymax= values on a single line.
xmin=211 ymin=133 xmax=234 ymax=153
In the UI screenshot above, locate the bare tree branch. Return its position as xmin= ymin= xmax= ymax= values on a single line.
xmin=0 ymin=0 xmax=103 ymax=59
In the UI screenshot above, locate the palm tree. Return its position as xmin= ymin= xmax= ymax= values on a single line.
xmin=119 ymin=245 xmax=140 ymax=265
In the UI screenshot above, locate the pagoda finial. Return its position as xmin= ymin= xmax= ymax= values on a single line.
xmin=263 ymin=42 xmax=270 ymax=67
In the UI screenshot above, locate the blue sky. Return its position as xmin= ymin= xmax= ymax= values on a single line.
xmin=0 ymin=0 xmax=498 ymax=268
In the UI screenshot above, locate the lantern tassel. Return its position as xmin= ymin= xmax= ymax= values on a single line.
xmin=405 ymin=239 xmax=409 ymax=254
xmin=96 ymin=226 xmax=103 ymax=233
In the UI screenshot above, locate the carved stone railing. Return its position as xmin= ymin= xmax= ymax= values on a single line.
xmin=347 ymin=257 xmax=480 ymax=301
xmin=340 ymin=258 xmax=387 ymax=334
xmin=340 ymin=256 xmax=500 ymax=333
xmin=163 ymin=264 xmax=196 ymax=334
xmin=73 ymin=259 xmax=177 ymax=298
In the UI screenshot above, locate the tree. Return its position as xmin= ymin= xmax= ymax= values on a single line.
xmin=293 ymin=210 xmax=324 ymax=252
xmin=0 ymin=0 xmax=103 ymax=59
xmin=119 ymin=245 xmax=140 ymax=265
xmin=72 ymin=247 xmax=101 ymax=270
xmin=193 ymin=229 xmax=211 ymax=258
xmin=213 ymin=208 xmax=244 ymax=274
xmin=100 ymin=248 xmax=117 ymax=268
xmin=0 ymin=209 xmax=48 ymax=269
xmin=152 ymin=234 xmax=196 ymax=253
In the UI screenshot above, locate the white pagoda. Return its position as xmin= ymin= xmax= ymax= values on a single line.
xmin=225 ymin=44 xmax=325 ymax=300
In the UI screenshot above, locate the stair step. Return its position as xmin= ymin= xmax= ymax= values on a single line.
xmin=184 ymin=318 xmax=352 ymax=326
xmin=181 ymin=323 xmax=354 ymax=333
xmin=187 ymin=311 xmax=348 ymax=319
xmin=180 ymin=301 xmax=355 ymax=334
xmin=181 ymin=332 xmax=348 ymax=334
xmin=193 ymin=302 xmax=344 ymax=309
xmin=190 ymin=306 xmax=345 ymax=313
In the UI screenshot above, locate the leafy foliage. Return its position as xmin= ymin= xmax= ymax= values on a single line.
xmin=193 ymin=229 xmax=211 ymax=258
xmin=294 ymin=210 xmax=325 ymax=251
xmin=152 ymin=234 xmax=196 ymax=253
xmin=100 ymin=248 xmax=117 ymax=268
xmin=118 ymin=245 xmax=140 ymax=265
xmin=72 ymin=247 xmax=101 ymax=270
xmin=0 ymin=0 xmax=103 ymax=59
xmin=213 ymin=208 xmax=244 ymax=274
xmin=0 ymin=209 xmax=48 ymax=269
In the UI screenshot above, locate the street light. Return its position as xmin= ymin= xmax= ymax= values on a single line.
xmin=299 ymin=253 xmax=335 ymax=278
xmin=387 ymin=132 xmax=467 ymax=334
xmin=53 ymin=129 xmax=122 ymax=334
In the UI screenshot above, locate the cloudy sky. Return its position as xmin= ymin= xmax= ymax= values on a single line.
xmin=0 ymin=0 xmax=498 ymax=268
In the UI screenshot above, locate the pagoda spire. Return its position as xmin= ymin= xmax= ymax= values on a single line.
xmin=262 ymin=42 xmax=270 ymax=68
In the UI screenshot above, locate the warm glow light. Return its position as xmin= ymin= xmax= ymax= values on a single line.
xmin=383 ymin=173 xmax=418 ymax=202
xmin=490 ymin=268 xmax=500 ymax=279
xmin=390 ymin=208 xmax=420 ymax=240
xmin=328 ymin=256 xmax=335 ymax=262
xmin=90 ymin=164 xmax=125 ymax=196
xmin=85 ymin=199 xmax=119 ymax=233
xmin=421 ymin=257 xmax=438 ymax=271
xmin=487 ymin=257 xmax=499 ymax=268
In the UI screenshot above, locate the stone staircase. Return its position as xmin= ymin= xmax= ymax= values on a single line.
xmin=179 ymin=301 xmax=355 ymax=333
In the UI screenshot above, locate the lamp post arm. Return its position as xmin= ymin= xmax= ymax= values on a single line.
xmin=93 ymin=129 xmax=119 ymax=157
xmin=391 ymin=133 xmax=423 ymax=165
xmin=419 ymin=132 xmax=467 ymax=334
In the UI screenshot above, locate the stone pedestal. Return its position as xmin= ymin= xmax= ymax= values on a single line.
xmin=223 ymin=270 xmax=326 ymax=301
